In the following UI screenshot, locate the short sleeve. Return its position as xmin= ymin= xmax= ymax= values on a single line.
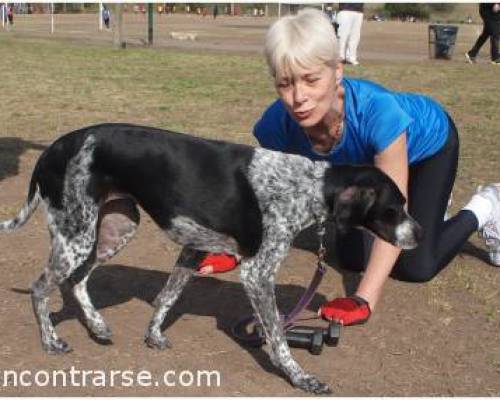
xmin=363 ymin=93 xmax=413 ymax=154
xmin=253 ymin=100 xmax=290 ymax=151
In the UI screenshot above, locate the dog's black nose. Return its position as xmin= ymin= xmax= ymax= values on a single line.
xmin=395 ymin=217 xmax=424 ymax=250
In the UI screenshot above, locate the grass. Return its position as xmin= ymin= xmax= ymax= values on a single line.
xmin=2 ymin=34 xmax=497 ymax=188
xmin=0 ymin=35 xmax=274 ymax=143
xmin=0 ymin=32 xmax=498 ymax=325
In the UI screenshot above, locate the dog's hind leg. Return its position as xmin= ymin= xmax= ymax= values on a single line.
xmin=70 ymin=198 xmax=140 ymax=342
xmin=31 ymin=194 xmax=100 ymax=354
xmin=240 ymin=235 xmax=331 ymax=394
xmin=32 ymin=270 xmax=73 ymax=354
xmin=144 ymin=247 xmax=199 ymax=350
xmin=32 ymin=227 xmax=97 ymax=354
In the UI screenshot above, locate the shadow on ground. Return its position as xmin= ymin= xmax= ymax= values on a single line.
xmin=460 ymin=240 xmax=492 ymax=265
xmin=0 ymin=137 xmax=47 ymax=182
xmin=29 ymin=264 xmax=331 ymax=377
xmin=10 ymin=235 xmax=493 ymax=381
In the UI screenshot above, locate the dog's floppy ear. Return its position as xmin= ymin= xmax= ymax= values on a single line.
xmin=333 ymin=186 xmax=376 ymax=233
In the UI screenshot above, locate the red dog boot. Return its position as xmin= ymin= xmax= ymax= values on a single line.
xmin=198 ymin=253 xmax=239 ymax=274
xmin=318 ymin=295 xmax=371 ymax=326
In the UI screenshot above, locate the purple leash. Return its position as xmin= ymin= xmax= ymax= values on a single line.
xmin=283 ymin=259 xmax=326 ymax=329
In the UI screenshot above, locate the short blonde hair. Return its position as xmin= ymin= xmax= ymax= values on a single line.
xmin=264 ymin=8 xmax=338 ymax=82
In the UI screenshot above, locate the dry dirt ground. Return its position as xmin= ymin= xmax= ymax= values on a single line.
xmin=0 ymin=13 xmax=499 ymax=397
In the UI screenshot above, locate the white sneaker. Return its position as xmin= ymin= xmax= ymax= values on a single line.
xmin=346 ymin=59 xmax=360 ymax=66
xmin=465 ymin=52 xmax=476 ymax=64
xmin=476 ymin=184 xmax=500 ymax=266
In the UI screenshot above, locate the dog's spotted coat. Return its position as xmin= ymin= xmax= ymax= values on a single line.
xmin=0 ymin=124 xmax=422 ymax=394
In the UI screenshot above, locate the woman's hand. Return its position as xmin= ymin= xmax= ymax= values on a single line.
xmin=198 ymin=253 xmax=239 ymax=274
xmin=319 ymin=295 xmax=371 ymax=325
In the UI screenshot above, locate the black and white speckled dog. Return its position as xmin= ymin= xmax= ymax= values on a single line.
xmin=0 ymin=123 xmax=422 ymax=394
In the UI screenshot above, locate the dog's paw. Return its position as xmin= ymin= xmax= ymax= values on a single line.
xmin=88 ymin=321 xmax=113 ymax=342
xmin=90 ymin=327 xmax=113 ymax=345
xmin=44 ymin=338 xmax=73 ymax=355
xmin=293 ymin=374 xmax=332 ymax=395
xmin=144 ymin=334 xmax=172 ymax=350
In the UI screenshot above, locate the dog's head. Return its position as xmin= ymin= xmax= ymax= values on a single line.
xmin=323 ymin=165 xmax=423 ymax=250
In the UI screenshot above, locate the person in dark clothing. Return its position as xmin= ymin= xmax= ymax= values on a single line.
xmin=466 ymin=3 xmax=500 ymax=64
xmin=102 ymin=5 xmax=111 ymax=30
xmin=7 ymin=5 xmax=13 ymax=25
xmin=325 ymin=6 xmax=338 ymax=38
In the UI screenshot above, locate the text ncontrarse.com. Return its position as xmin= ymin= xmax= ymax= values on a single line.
xmin=1 ymin=367 xmax=221 ymax=388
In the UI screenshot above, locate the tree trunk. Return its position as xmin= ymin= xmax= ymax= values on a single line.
xmin=148 ymin=3 xmax=153 ymax=45
xmin=113 ymin=3 xmax=125 ymax=49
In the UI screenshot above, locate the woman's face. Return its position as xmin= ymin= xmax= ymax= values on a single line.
xmin=275 ymin=63 xmax=338 ymax=128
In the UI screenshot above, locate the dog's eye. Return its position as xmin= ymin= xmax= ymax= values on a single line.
xmin=383 ymin=207 xmax=399 ymax=221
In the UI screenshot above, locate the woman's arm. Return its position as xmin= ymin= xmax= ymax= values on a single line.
xmin=355 ymin=132 xmax=409 ymax=310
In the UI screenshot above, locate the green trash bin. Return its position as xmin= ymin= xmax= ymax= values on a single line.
xmin=428 ymin=24 xmax=459 ymax=60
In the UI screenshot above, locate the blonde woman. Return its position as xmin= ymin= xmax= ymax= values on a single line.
xmin=200 ymin=8 xmax=500 ymax=326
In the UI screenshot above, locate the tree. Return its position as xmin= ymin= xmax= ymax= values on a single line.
xmin=428 ymin=4 xmax=456 ymax=14
xmin=384 ymin=4 xmax=430 ymax=20
xmin=113 ymin=3 xmax=125 ymax=49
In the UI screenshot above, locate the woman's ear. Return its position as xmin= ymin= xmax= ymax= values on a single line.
xmin=335 ymin=61 xmax=343 ymax=88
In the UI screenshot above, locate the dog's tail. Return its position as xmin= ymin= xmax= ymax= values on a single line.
xmin=0 ymin=178 xmax=41 ymax=232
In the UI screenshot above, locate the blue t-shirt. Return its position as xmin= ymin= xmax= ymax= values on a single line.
xmin=253 ymin=78 xmax=450 ymax=165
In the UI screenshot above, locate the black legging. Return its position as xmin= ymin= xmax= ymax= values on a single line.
xmin=335 ymin=116 xmax=479 ymax=282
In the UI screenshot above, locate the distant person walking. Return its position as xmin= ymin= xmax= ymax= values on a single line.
xmin=465 ymin=3 xmax=500 ymax=65
xmin=213 ymin=4 xmax=218 ymax=19
xmin=7 ymin=4 xmax=13 ymax=25
xmin=326 ymin=6 xmax=339 ymax=38
xmin=337 ymin=3 xmax=364 ymax=65
xmin=102 ymin=5 xmax=111 ymax=29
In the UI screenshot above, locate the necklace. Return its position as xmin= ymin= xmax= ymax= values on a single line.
xmin=307 ymin=87 xmax=345 ymax=154
xmin=308 ymin=112 xmax=344 ymax=155
xmin=330 ymin=115 xmax=343 ymax=142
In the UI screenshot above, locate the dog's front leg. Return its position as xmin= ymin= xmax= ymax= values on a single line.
xmin=240 ymin=238 xmax=331 ymax=394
